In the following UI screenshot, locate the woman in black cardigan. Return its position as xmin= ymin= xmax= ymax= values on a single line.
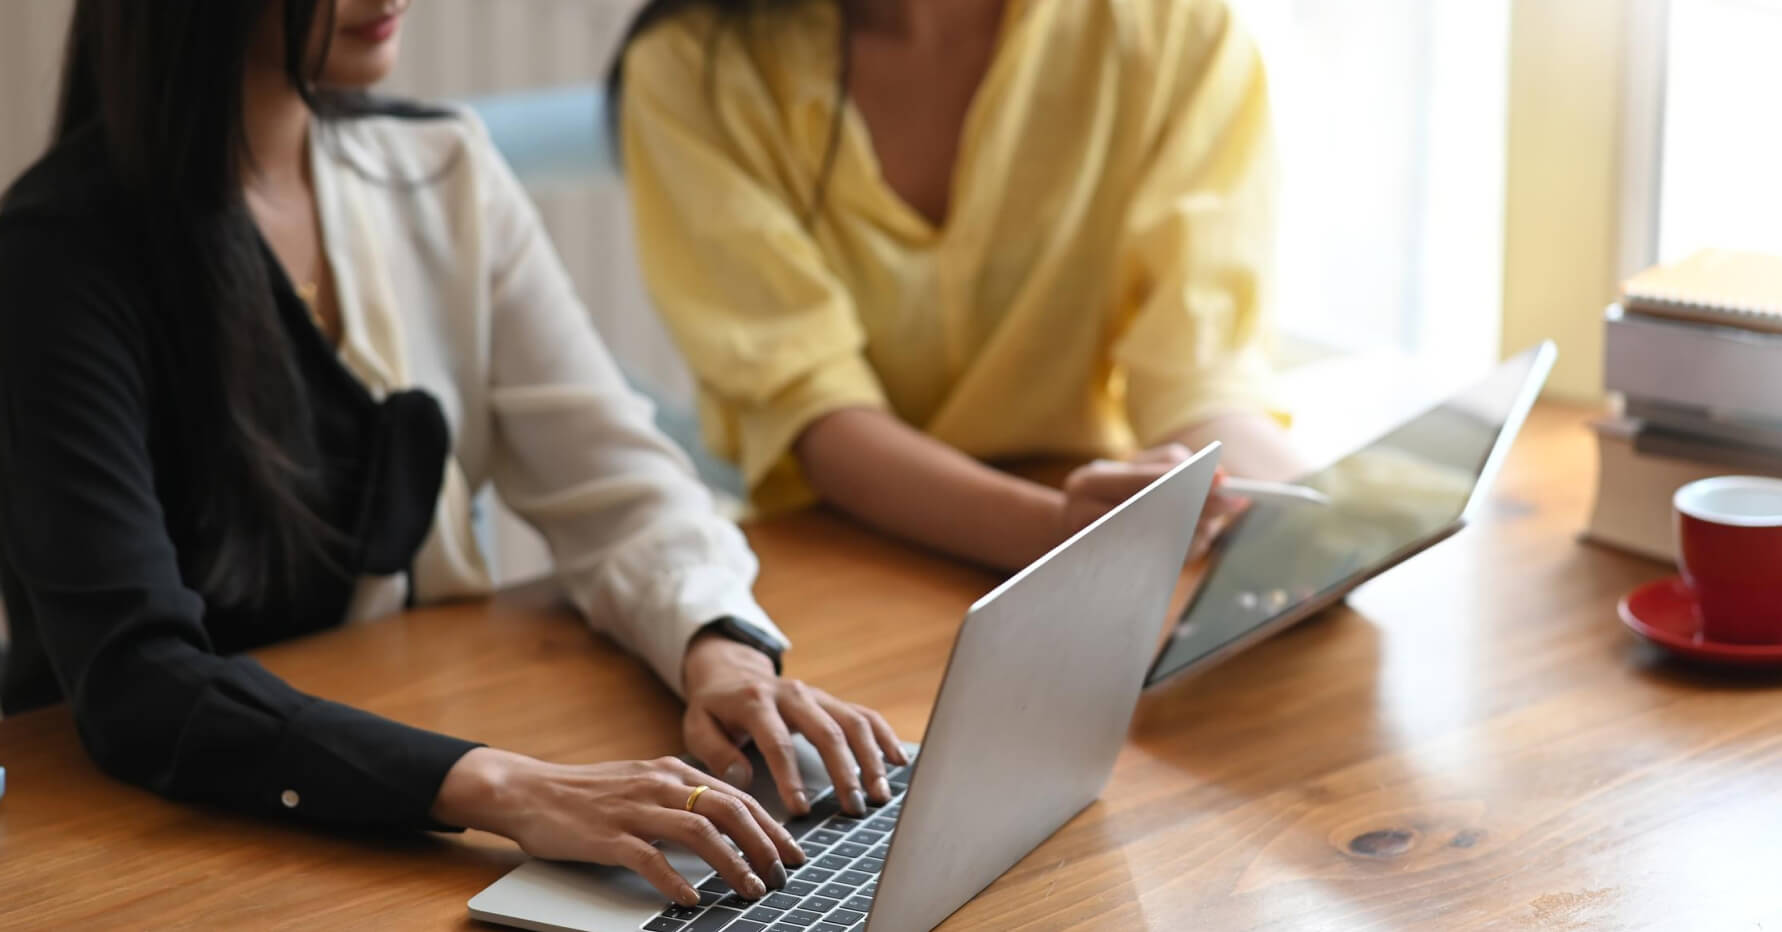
xmin=0 ymin=0 xmax=904 ymax=908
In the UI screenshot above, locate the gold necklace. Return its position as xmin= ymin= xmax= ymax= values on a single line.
xmin=294 ymin=279 xmax=329 ymax=335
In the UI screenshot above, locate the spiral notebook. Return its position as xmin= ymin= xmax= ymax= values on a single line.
xmin=1621 ymin=249 xmax=1782 ymax=335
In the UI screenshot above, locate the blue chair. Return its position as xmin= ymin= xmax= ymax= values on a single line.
xmin=468 ymin=83 xmax=617 ymax=186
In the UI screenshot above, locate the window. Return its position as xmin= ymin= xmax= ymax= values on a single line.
xmin=1235 ymin=0 xmax=1512 ymax=372
xmin=1654 ymin=0 xmax=1782 ymax=261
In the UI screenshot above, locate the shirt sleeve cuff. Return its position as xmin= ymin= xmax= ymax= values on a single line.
xmin=642 ymin=564 xmax=791 ymax=698
xmin=268 ymin=698 xmax=483 ymax=833
xmin=736 ymin=351 xmax=887 ymax=512
xmin=1125 ymin=349 xmax=1289 ymax=447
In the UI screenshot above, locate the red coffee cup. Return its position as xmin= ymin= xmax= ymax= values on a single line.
xmin=1674 ymin=476 xmax=1782 ymax=644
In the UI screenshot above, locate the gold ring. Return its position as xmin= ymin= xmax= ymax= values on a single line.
xmin=685 ymin=784 xmax=711 ymax=812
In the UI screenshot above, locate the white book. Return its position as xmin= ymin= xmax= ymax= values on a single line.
xmin=1603 ymin=305 xmax=1782 ymax=422
xmin=1584 ymin=418 xmax=1782 ymax=562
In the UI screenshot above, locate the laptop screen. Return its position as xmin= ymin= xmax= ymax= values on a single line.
xmin=1145 ymin=345 xmax=1554 ymax=685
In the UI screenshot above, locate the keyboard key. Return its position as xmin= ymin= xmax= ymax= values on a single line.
xmin=643 ymin=919 xmax=684 ymax=932
xmin=744 ymin=907 xmax=785 ymax=923
xmin=783 ymin=793 xmax=843 ymax=839
xmin=698 ymin=891 xmax=724 ymax=907
xmin=838 ymin=870 xmax=872 ymax=886
xmin=685 ymin=908 xmax=745 ymax=932
xmin=807 ymin=829 xmax=846 ymax=846
xmin=869 ymin=846 xmax=891 ymax=859
xmin=717 ymin=893 xmax=755 ymax=910
xmin=851 ymin=830 xmax=884 ymax=844
xmin=863 ymin=883 xmax=876 ymax=897
xmin=863 ymin=816 xmax=896 ymax=832
xmin=844 ymin=896 xmax=875 ymax=913
xmin=857 ymin=858 xmax=884 ymax=874
xmin=799 ymin=845 xmax=828 ymax=859
xmin=887 ymin=781 xmax=908 ymax=794
xmin=831 ymin=842 xmax=869 ymax=859
xmin=783 ymin=909 xmax=825 ymax=927
xmin=816 ymin=854 xmax=853 ymax=871
xmin=793 ymin=868 xmax=834 ymax=883
xmin=698 ymin=876 xmax=731 ymax=894
xmin=827 ymin=909 xmax=866 ymax=927
xmin=783 ymin=880 xmax=817 ymax=897
xmin=721 ymin=921 xmax=767 ymax=932
xmin=818 ymin=884 xmax=856 ymax=900
xmin=660 ymin=905 xmax=703 ymax=920
xmin=805 ymin=896 xmax=840 ymax=913
xmin=885 ymin=766 xmax=908 ymax=782
xmin=763 ymin=893 xmax=802 ymax=911
xmin=770 ymin=927 xmax=804 ymax=932
xmin=815 ymin=925 xmax=852 ymax=932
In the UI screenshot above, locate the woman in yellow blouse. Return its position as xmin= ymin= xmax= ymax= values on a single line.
xmin=613 ymin=0 xmax=1305 ymax=571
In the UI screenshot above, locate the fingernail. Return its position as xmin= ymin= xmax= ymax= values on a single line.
xmin=792 ymin=790 xmax=809 ymax=815
xmin=846 ymin=789 xmax=867 ymax=816
xmin=722 ymin=762 xmax=750 ymax=786
xmin=871 ymin=777 xmax=892 ymax=802
xmin=768 ymin=862 xmax=788 ymax=889
xmin=678 ymin=885 xmax=700 ymax=907
xmin=744 ymin=872 xmax=766 ymax=899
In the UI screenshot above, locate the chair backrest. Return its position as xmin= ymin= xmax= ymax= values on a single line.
xmin=467 ymin=84 xmax=616 ymax=189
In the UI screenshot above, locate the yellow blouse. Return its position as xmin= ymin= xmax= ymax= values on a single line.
xmin=622 ymin=0 xmax=1280 ymax=512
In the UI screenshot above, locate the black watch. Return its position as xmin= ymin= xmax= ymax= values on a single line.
xmin=699 ymin=616 xmax=785 ymax=675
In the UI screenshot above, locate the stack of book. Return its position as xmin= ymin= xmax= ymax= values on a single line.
xmin=1586 ymin=249 xmax=1782 ymax=562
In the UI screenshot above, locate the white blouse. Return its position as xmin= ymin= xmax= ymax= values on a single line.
xmin=310 ymin=108 xmax=787 ymax=693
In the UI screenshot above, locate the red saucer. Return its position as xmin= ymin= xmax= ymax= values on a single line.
xmin=1619 ymin=576 xmax=1782 ymax=667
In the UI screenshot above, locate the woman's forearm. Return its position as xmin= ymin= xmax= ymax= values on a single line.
xmin=795 ymin=407 xmax=1064 ymax=571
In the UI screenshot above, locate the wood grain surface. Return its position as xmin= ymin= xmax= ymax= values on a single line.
xmin=3 ymin=402 xmax=1780 ymax=931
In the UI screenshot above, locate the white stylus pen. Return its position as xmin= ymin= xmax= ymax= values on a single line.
xmin=1218 ymin=477 xmax=1333 ymax=507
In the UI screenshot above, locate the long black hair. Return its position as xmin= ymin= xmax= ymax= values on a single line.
xmin=53 ymin=0 xmax=357 ymax=607
xmin=606 ymin=0 xmax=852 ymax=226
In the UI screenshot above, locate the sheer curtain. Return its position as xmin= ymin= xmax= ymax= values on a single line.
xmin=1232 ymin=0 xmax=1513 ymax=456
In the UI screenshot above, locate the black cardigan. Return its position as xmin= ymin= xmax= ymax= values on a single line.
xmin=0 ymin=131 xmax=478 ymax=832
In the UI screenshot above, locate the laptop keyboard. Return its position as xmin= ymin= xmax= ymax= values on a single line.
xmin=639 ymin=762 xmax=913 ymax=932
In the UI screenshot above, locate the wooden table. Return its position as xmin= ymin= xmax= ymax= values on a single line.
xmin=4 ymin=402 xmax=1781 ymax=930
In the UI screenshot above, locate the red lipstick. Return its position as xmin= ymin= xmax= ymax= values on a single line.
xmin=344 ymin=11 xmax=401 ymax=43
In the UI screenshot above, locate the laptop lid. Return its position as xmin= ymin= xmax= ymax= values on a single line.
xmin=866 ymin=445 xmax=1220 ymax=932
xmin=465 ymin=449 xmax=1218 ymax=932
xmin=1144 ymin=342 xmax=1557 ymax=687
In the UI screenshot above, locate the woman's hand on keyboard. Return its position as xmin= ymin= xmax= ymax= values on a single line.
xmin=429 ymin=748 xmax=803 ymax=907
xmin=681 ymin=631 xmax=908 ymax=821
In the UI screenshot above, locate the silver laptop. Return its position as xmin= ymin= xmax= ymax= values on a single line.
xmin=1144 ymin=341 xmax=1557 ymax=686
xmin=468 ymin=445 xmax=1221 ymax=932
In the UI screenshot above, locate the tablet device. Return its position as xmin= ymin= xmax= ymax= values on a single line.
xmin=1144 ymin=342 xmax=1557 ymax=686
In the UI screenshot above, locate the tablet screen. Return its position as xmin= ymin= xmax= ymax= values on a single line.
xmin=1146 ymin=346 xmax=1552 ymax=685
